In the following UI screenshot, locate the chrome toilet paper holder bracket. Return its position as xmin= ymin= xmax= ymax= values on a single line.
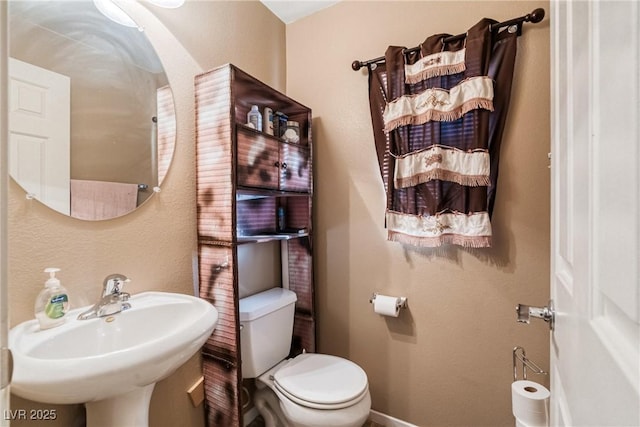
xmin=513 ymin=346 xmax=548 ymax=382
xmin=369 ymin=293 xmax=407 ymax=309
xmin=515 ymin=300 xmax=555 ymax=330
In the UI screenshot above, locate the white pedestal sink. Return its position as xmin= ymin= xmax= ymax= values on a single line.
xmin=9 ymin=292 xmax=218 ymax=427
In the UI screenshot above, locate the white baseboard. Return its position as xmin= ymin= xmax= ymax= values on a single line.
xmin=369 ymin=409 xmax=418 ymax=427
xmin=243 ymin=407 xmax=259 ymax=427
xmin=244 ymin=407 xmax=416 ymax=427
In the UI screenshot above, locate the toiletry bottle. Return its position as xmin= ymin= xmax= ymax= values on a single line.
xmin=247 ymin=105 xmax=262 ymax=131
xmin=277 ymin=206 xmax=287 ymax=232
xmin=274 ymin=111 xmax=288 ymax=139
xmin=34 ymin=268 xmax=70 ymax=330
xmin=263 ymin=107 xmax=274 ymax=135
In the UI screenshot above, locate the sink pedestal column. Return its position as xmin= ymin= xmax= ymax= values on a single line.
xmin=85 ymin=384 xmax=155 ymax=427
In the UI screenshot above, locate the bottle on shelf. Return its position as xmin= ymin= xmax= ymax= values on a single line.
xmin=277 ymin=206 xmax=287 ymax=232
xmin=274 ymin=111 xmax=288 ymax=139
xmin=247 ymin=105 xmax=262 ymax=130
xmin=263 ymin=107 xmax=274 ymax=135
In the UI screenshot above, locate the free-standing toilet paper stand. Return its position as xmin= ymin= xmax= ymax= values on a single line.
xmin=513 ymin=346 xmax=547 ymax=382
xmin=512 ymin=348 xmax=551 ymax=427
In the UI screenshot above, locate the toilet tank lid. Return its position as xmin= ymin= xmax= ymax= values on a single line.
xmin=239 ymin=287 xmax=297 ymax=321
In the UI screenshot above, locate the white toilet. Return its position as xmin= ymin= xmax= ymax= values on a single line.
xmin=239 ymin=287 xmax=371 ymax=427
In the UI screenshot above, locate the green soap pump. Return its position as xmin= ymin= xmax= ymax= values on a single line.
xmin=34 ymin=268 xmax=70 ymax=330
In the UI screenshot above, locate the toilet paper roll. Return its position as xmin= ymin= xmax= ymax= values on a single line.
xmin=373 ymin=294 xmax=401 ymax=317
xmin=512 ymin=380 xmax=550 ymax=427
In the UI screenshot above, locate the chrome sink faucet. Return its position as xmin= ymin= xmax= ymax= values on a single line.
xmin=77 ymin=274 xmax=131 ymax=320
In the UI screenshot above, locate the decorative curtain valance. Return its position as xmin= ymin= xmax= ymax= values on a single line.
xmin=367 ymin=18 xmax=520 ymax=248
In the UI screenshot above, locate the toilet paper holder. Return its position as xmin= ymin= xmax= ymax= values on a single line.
xmin=369 ymin=293 xmax=407 ymax=309
xmin=513 ymin=346 xmax=548 ymax=381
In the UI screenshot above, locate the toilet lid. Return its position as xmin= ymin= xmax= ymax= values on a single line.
xmin=273 ymin=353 xmax=368 ymax=408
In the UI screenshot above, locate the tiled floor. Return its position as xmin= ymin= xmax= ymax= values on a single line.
xmin=246 ymin=415 xmax=383 ymax=427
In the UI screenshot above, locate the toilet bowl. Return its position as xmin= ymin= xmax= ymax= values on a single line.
xmin=254 ymin=353 xmax=371 ymax=427
xmin=239 ymin=288 xmax=371 ymax=427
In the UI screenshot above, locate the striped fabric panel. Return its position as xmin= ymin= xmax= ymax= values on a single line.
xmin=195 ymin=69 xmax=234 ymax=243
xmin=292 ymin=313 xmax=316 ymax=355
xmin=287 ymin=237 xmax=316 ymax=354
xmin=237 ymin=128 xmax=280 ymax=190
xmin=285 ymin=196 xmax=310 ymax=230
xmin=202 ymin=355 xmax=241 ymax=427
xmin=237 ymin=198 xmax=277 ymax=235
xmin=279 ymin=143 xmax=311 ymax=192
xmin=287 ymin=237 xmax=313 ymax=315
xmin=198 ymin=244 xmax=239 ymax=362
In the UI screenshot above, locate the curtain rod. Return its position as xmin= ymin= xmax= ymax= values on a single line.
xmin=351 ymin=8 xmax=545 ymax=71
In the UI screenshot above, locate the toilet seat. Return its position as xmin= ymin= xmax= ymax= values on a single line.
xmin=272 ymin=353 xmax=369 ymax=410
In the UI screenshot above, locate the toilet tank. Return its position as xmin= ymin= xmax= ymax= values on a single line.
xmin=239 ymin=287 xmax=297 ymax=378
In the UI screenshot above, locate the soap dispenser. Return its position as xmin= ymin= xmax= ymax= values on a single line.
xmin=35 ymin=268 xmax=70 ymax=330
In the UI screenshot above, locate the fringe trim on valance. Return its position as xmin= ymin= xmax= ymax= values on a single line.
xmin=406 ymin=63 xmax=466 ymax=84
xmin=384 ymin=98 xmax=494 ymax=132
xmin=385 ymin=210 xmax=492 ymax=248
xmin=395 ymin=170 xmax=491 ymax=188
xmin=388 ymin=230 xmax=492 ymax=248
xmin=404 ymin=49 xmax=467 ymax=84
xmin=393 ymin=144 xmax=490 ymax=188
xmin=383 ymin=76 xmax=495 ymax=132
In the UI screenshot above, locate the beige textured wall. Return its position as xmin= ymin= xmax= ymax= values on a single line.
xmin=7 ymin=1 xmax=284 ymax=426
xmin=286 ymin=2 xmax=550 ymax=426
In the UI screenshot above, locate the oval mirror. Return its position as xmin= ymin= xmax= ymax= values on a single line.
xmin=8 ymin=0 xmax=176 ymax=220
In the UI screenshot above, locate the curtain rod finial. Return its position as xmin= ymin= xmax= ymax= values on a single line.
xmin=352 ymin=60 xmax=363 ymax=71
xmin=528 ymin=8 xmax=545 ymax=24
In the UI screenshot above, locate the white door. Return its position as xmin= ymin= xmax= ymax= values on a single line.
xmin=9 ymin=58 xmax=70 ymax=215
xmin=551 ymin=1 xmax=640 ymax=426
xmin=1 ymin=4 xmax=10 ymax=425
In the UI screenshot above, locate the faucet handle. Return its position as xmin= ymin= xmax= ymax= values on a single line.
xmin=119 ymin=292 xmax=132 ymax=311
xmin=103 ymin=274 xmax=130 ymax=295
